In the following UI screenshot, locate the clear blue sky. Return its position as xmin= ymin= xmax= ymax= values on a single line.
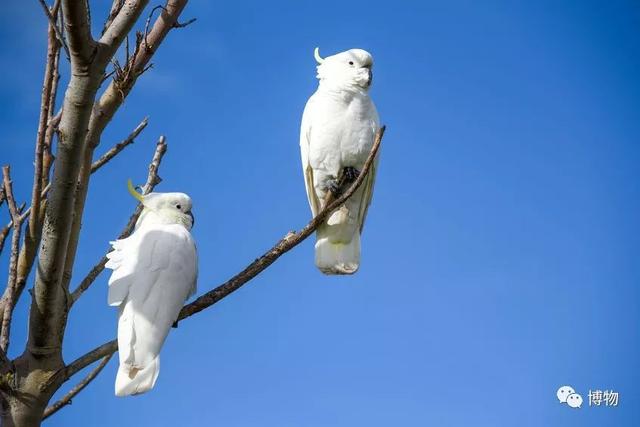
xmin=1 ymin=1 xmax=639 ymax=426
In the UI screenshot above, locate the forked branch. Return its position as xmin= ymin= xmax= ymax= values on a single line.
xmin=1 ymin=167 xmax=26 ymax=353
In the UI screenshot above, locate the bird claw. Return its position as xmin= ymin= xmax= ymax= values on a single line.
xmin=326 ymin=167 xmax=359 ymax=199
xmin=328 ymin=180 xmax=342 ymax=197
xmin=343 ymin=166 xmax=360 ymax=183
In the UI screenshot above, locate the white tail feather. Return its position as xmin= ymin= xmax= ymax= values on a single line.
xmin=115 ymin=356 xmax=160 ymax=397
xmin=315 ymin=229 xmax=361 ymax=275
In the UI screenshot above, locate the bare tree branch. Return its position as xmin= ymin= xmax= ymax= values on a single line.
xmin=96 ymin=0 xmax=150 ymax=66
xmin=71 ymin=136 xmax=167 ymax=303
xmin=3 ymin=12 xmax=63 ymax=336
xmin=60 ymin=0 xmax=184 ymax=299
xmin=41 ymin=57 xmax=61 ymax=190
xmin=2 ymin=1 xmax=195 ymax=424
xmin=24 ymin=0 xmax=100 ymax=359
xmin=30 ymin=16 xmax=53 ymax=238
xmin=90 ymin=117 xmax=149 ymax=173
xmin=1 ymin=122 xmax=152 ymax=323
xmin=42 ymin=354 xmax=112 ymax=420
xmin=1 ymin=166 xmax=26 ymax=353
xmin=179 ymin=126 xmax=386 ymax=319
xmin=60 ymin=0 xmax=94 ymax=66
xmin=2 ymin=187 xmax=49 ymax=233
xmin=43 ymin=106 xmax=61 ymax=163
xmin=0 ymin=190 xmax=5 ymax=257
xmin=36 ymin=0 xmax=69 ymax=61
xmin=20 ymin=3 xmax=64 ymax=311
xmin=90 ymin=0 xmax=189 ymax=152
xmin=102 ymin=0 xmax=125 ymax=35
xmin=0 ymin=203 xmax=27 ymax=257
xmin=63 ymin=126 xmax=386 ymax=382
xmin=59 ymin=0 xmax=189 ymax=328
xmin=25 ymin=0 xmax=152 ymax=361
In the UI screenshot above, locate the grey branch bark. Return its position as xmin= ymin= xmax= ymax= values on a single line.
xmin=59 ymin=0 xmax=187 ymax=336
xmin=26 ymin=0 xmax=99 ymax=360
xmin=1 ymin=167 xmax=25 ymax=353
xmin=26 ymin=0 xmax=150 ymax=360
xmin=1 ymin=2 xmax=195 ymax=425
xmin=29 ymin=6 xmax=59 ymax=241
xmin=62 ymin=127 xmax=386 ymax=385
xmin=60 ymin=0 xmax=94 ymax=65
xmin=36 ymin=0 xmax=69 ymax=60
xmin=12 ymin=8 xmax=64 ymax=335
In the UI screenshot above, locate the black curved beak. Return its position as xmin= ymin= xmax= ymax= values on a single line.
xmin=366 ymin=68 xmax=373 ymax=87
xmin=188 ymin=211 xmax=195 ymax=227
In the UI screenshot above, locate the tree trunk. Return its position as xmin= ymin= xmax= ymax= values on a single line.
xmin=0 ymin=354 xmax=62 ymax=427
xmin=1 ymin=398 xmax=47 ymax=427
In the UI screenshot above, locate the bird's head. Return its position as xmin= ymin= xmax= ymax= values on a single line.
xmin=314 ymin=47 xmax=374 ymax=92
xmin=127 ymin=180 xmax=195 ymax=230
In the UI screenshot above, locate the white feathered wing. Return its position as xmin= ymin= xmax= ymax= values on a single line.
xmin=106 ymin=223 xmax=197 ymax=396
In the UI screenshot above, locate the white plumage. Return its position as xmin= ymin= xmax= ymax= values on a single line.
xmin=300 ymin=47 xmax=381 ymax=274
xmin=106 ymin=183 xmax=197 ymax=396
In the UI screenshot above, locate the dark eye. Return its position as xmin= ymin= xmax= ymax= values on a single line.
xmin=176 ymin=204 xmax=182 ymax=210
xmin=348 ymin=61 xmax=354 ymax=66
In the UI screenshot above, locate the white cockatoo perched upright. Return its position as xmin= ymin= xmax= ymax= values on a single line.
xmin=105 ymin=181 xmax=198 ymax=396
xmin=300 ymin=47 xmax=381 ymax=274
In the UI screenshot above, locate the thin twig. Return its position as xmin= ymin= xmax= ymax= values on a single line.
xmin=144 ymin=5 xmax=167 ymax=49
xmin=63 ymin=126 xmax=386 ymax=380
xmin=43 ymin=353 xmax=113 ymax=419
xmin=0 ymin=172 xmax=21 ymax=231
xmin=36 ymin=0 xmax=70 ymax=61
xmin=0 ymin=203 xmax=26 ymax=256
xmin=42 ymin=61 xmax=61 ymax=189
xmin=1 ymin=166 xmax=25 ymax=353
xmin=1 ymin=186 xmax=50 ymax=235
xmin=173 ymin=17 xmax=196 ymax=28
xmin=70 ymin=137 xmax=167 ymax=303
xmin=12 ymin=11 xmax=60 ymax=314
xmin=27 ymin=5 xmax=62 ymax=269
xmin=90 ymin=117 xmax=149 ymax=173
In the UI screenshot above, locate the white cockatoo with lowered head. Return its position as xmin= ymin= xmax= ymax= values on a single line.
xmin=105 ymin=181 xmax=198 ymax=396
xmin=300 ymin=47 xmax=381 ymax=274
